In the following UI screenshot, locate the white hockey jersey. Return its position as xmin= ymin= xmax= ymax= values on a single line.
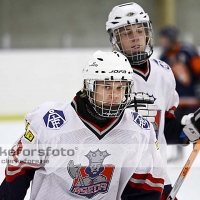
xmin=5 ymin=101 xmax=164 ymax=200
xmin=132 ymin=58 xmax=179 ymax=185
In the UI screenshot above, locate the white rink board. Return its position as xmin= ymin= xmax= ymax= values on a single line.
xmin=0 ymin=47 xmax=199 ymax=116
xmin=0 ymin=48 xmax=109 ymax=115
xmin=0 ymin=48 xmax=161 ymax=116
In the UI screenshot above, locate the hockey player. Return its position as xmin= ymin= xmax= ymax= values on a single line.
xmin=159 ymin=25 xmax=200 ymax=120
xmin=0 ymin=50 xmax=165 ymax=200
xmin=105 ymin=2 xmax=200 ymax=199
xmin=159 ymin=25 xmax=200 ymax=161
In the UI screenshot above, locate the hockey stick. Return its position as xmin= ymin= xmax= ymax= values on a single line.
xmin=166 ymin=139 xmax=200 ymax=200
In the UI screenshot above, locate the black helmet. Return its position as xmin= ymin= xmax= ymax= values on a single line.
xmin=159 ymin=25 xmax=180 ymax=43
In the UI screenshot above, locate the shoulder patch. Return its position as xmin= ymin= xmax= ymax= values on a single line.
xmin=131 ymin=112 xmax=150 ymax=130
xmin=153 ymin=59 xmax=170 ymax=71
xmin=23 ymin=120 xmax=35 ymax=142
xmin=24 ymin=130 xmax=34 ymax=142
xmin=43 ymin=109 xmax=66 ymax=129
xmin=155 ymin=140 xmax=159 ymax=150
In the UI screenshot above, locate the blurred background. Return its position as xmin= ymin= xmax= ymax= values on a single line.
xmin=0 ymin=0 xmax=200 ymax=49
xmin=0 ymin=0 xmax=200 ymax=118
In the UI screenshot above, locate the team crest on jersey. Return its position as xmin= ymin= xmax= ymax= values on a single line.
xmin=43 ymin=109 xmax=66 ymax=129
xmin=132 ymin=112 xmax=150 ymax=129
xmin=67 ymin=149 xmax=115 ymax=199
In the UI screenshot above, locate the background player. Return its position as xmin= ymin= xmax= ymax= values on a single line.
xmin=159 ymin=25 xmax=200 ymax=160
xmin=0 ymin=50 xmax=165 ymax=200
xmin=106 ymin=2 xmax=200 ymax=199
xmin=159 ymin=25 xmax=200 ymax=119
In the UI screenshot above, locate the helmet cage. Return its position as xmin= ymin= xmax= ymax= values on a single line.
xmin=84 ymin=79 xmax=134 ymax=118
xmin=83 ymin=50 xmax=134 ymax=118
xmin=106 ymin=2 xmax=154 ymax=65
xmin=110 ymin=21 xmax=154 ymax=65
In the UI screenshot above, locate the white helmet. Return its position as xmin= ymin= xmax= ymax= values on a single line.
xmin=106 ymin=2 xmax=154 ymax=65
xmin=83 ymin=50 xmax=134 ymax=118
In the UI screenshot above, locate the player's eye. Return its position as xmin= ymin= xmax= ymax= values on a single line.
xmin=104 ymin=85 xmax=110 ymax=90
xmin=137 ymin=27 xmax=144 ymax=34
xmin=117 ymin=85 xmax=124 ymax=90
xmin=121 ymin=30 xmax=132 ymax=36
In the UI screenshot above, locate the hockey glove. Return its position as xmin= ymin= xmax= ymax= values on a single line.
xmin=181 ymin=108 xmax=200 ymax=143
xmin=127 ymin=92 xmax=158 ymax=123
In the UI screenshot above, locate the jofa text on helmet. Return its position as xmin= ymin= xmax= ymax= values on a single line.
xmin=89 ymin=62 xmax=98 ymax=67
xmin=109 ymin=70 xmax=126 ymax=73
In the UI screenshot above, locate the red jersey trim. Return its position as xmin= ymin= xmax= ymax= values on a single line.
xmin=165 ymin=106 xmax=176 ymax=119
xmin=128 ymin=173 xmax=164 ymax=194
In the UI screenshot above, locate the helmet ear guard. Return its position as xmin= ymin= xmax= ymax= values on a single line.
xmin=108 ymin=30 xmax=114 ymax=44
xmin=84 ymin=79 xmax=95 ymax=92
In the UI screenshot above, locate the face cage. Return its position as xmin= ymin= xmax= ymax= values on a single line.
xmin=85 ymin=80 xmax=133 ymax=118
xmin=111 ymin=22 xmax=154 ymax=65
